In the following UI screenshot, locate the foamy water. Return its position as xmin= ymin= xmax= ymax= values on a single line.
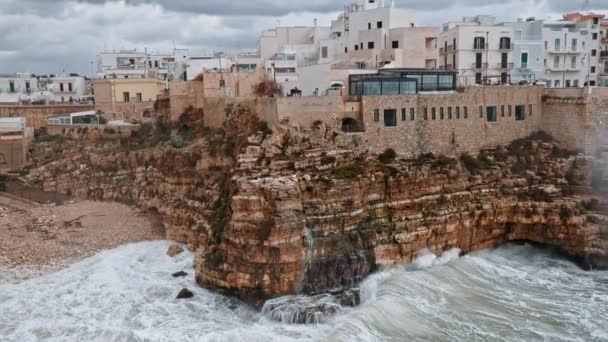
xmin=1 ymin=242 xmax=607 ymax=341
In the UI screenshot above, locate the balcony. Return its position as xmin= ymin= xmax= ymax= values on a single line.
xmin=601 ymin=51 xmax=608 ymax=59
xmin=546 ymin=65 xmax=579 ymax=72
xmin=518 ymin=63 xmax=530 ymax=71
xmin=471 ymin=62 xmax=488 ymax=70
xmin=473 ymin=45 xmax=486 ymax=51
xmin=547 ymin=49 xmax=581 ymax=54
xmin=602 ymin=37 xmax=608 ymax=44
xmin=446 ymin=45 xmax=454 ymax=52
xmin=497 ymin=63 xmax=514 ymax=70
xmin=499 ymin=44 xmax=513 ymax=51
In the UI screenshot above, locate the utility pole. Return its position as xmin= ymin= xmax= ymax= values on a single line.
xmin=485 ymin=31 xmax=489 ymax=84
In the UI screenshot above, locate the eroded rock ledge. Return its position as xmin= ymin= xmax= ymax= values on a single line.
xmin=25 ymin=108 xmax=608 ymax=305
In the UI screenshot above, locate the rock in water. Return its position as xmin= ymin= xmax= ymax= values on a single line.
xmin=176 ymin=288 xmax=194 ymax=299
xmin=166 ymin=245 xmax=184 ymax=257
xmin=172 ymin=271 xmax=188 ymax=278
xmin=261 ymin=294 xmax=342 ymax=324
xmin=333 ymin=288 xmax=360 ymax=307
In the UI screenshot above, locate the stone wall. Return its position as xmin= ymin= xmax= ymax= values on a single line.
xmin=542 ymin=88 xmax=608 ymax=155
xmin=203 ymin=97 xmax=278 ymax=129
xmin=169 ymin=81 xmax=205 ymax=121
xmin=0 ymin=104 xmax=94 ymax=129
xmin=360 ymin=86 xmax=544 ymax=157
xmin=46 ymin=124 xmax=137 ymax=140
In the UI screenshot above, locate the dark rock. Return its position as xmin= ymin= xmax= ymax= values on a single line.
xmin=172 ymin=271 xmax=188 ymax=278
xmin=176 ymin=288 xmax=194 ymax=299
xmin=261 ymin=294 xmax=342 ymax=324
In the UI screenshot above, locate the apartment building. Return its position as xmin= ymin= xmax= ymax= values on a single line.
xmin=0 ymin=74 xmax=39 ymax=98
xmin=45 ymin=75 xmax=87 ymax=103
xmin=97 ymin=49 xmax=188 ymax=81
xmin=439 ymin=16 xmax=515 ymax=86
xmin=94 ymin=78 xmax=164 ymax=120
xmin=498 ymin=19 xmax=545 ymax=84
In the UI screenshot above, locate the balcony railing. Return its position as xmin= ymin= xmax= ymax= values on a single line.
xmin=497 ymin=63 xmax=514 ymax=70
xmin=601 ymin=51 xmax=608 ymax=59
xmin=446 ymin=45 xmax=454 ymax=52
xmin=471 ymin=62 xmax=488 ymax=70
xmin=473 ymin=45 xmax=485 ymax=50
xmin=499 ymin=44 xmax=513 ymax=51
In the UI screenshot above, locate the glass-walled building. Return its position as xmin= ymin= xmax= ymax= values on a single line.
xmin=349 ymin=69 xmax=457 ymax=96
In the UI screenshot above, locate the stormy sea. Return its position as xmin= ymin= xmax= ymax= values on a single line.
xmin=1 ymin=241 xmax=607 ymax=342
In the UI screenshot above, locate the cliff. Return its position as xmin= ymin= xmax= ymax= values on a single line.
xmin=25 ymin=108 xmax=608 ymax=305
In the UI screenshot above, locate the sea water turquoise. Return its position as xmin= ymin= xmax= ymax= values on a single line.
xmin=1 ymin=241 xmax=606 ymax=342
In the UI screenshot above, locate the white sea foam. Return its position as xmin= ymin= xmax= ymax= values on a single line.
xmin=1 ymin=242 xmax=606 ymax=342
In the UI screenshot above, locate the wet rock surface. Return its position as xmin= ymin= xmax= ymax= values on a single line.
xmin=166 ymin=245 xmax=184 ymax=258
xmin=172 ymin=271 xmax=188 ymax=278
xmin=262 ymin=294 xmax=343 ymax=324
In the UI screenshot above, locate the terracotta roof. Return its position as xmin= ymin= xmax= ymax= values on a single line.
xmin=563 ymin=12 xmax=605 ymax=21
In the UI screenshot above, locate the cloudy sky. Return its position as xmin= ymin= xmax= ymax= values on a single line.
xmin=0 ymin=0 xmax=606 ymax=75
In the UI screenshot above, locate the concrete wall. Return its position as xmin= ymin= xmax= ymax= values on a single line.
xmin=276 ymin=96 xmax=358 ymax=126
xmin=0 ymin=104 xmax=94 ymax=129
xmin=360 ymin=86 xmax=543 ymax=156
xmin=46 ymin=124 xmax=137 ymax=140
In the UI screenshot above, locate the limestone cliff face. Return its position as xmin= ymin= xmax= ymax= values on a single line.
xmin=26 ymin=115 xmax=608 ymax=305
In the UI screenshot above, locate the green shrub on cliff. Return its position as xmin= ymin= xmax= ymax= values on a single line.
xmin=378 ymin=149 xmax=397 ymax=164
xmin=460 ymin=153 xmax=485 ymax=174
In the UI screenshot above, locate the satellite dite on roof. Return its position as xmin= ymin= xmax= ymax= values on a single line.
xmin=0 ymin=117 xmax=26 ymax=133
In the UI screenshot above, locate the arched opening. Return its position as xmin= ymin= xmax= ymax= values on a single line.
xmin=341 ymin=118 xmax=365 ymax=133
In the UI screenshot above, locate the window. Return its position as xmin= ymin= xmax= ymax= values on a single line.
xmin=591 ymin=66 xmax=597 ymax=74
xmin=68 ymin=83 xmax=73 ymax=92
xmin=9 ymin=80 xmax=15 ymax=93
xmin=553 ymin=55 xmax=560 ymax=68
xmin=515 ymin=105 xmax=525 ymax=121
xmin=368 ymin=42 xmax=375 ymax=49
xmin=440 ymin=107 xmax=444 ymax=120
xmin=594 ymin=18 xmax=599 ymax=25
xmin=521 ymin=52 xmax=528 ymax=68
xmin=464 ymin=106 xmax=468 ymax=119
xmin=345 ymin=47 xmax=348 ymax=53
xmin=499 ymin=37 xmax=511 ymax=49
xmin=573 ymin=79 xmax=580 ymax=87
xmin=501 ymin=53 xmax=508 ymax=69
xmin=486 ymin=106 xmax=497 ymax=122
xmin=554 ymin=80 xmax=560 ymax=87
xmin=377 ymin=21 xmax=383 ymax=29
xmin=479 ymin=105 xmax=483 ymax=118
xmin=473 ymin=37 xmax=485 ymax=49
xmin=448 ymin=107 xmax=452 ymax=119
xmin=392 ymin=40 xmax=399 ymax=49
xmin=136 ymin=93 xmax=143 ymax=102
xmin=432 ymin=108 xmax=436 ymax=120
xmin=374 ymin=109 xmax=379 ymax=122
xmin=410 ymin=108 xmax=415 ymax=121
xmin=456 ymin=107 xmax=460 ymax=119
xmin=476 ymin=52 xmax=483 ymax=67
xmin=60 ymin=83 xmax=64 ymax=92
xmin=382 ymin=80 xmax=400 ymax=95
xmin=571 ymin=56 xmax=577 ymax=69
xmin=501 ymin=105 xmax=505 ymax=117
xmin=355 ymin=45 xmax=359 ymax=51
xmin=592 ymin=49 xmax=597 ymax=57
xmin=423 ymin=107 xmax=428 ymax=120
xmin=368 ymin=23 xmax=371 ymax=30
xmin=384 ymin=109 xmax=397 ymax=127
xmin=593 ymin=32 xmax=598 ymax=40
xmin=321 ymin=46 xmax=328 ymax=58
xmin=123 ymin=92 xmax=130 ymax=102
xmin=590 ymin=81 xmax=597 ymax=86
xmin=508 ymin=105 xmax=512 ymax=117
xmin=475 ymin=72 xmax=482 ymax=85
xmin=401 ymin=108 xmax=406 ymax=121
xmin=572 ymin=39 xmax=577 ymax=51
xmin=554 ymin=38 xmax=561 ymax=51
xmin=544 ymin=41 xmax=548 ymax=50
xmin=529 ymin=104 xmax=533 ymax=116
xmin=25 ymin=81 xmax=30 ymax=92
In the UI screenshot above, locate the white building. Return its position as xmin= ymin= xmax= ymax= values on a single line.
xmin=542 ymin=20 xmax=589 ymax=88
xmin=0 ymin=74 xmax=42 ymax=104
xmin=97 ymin=49 xmax=188 ymax=81
xmin=499 ymin=19 xmax=545 ymax=84
xmin=186 ymin=55 xmax=234 ymax=81
xmin=46 ymin=75 xmax=88 ymax=103
xmin=439 ymin=15 xmax=515 ymax=85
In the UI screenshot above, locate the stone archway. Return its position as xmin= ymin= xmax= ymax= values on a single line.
xmin=341 ymin=117 xmax=365 ymax=133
